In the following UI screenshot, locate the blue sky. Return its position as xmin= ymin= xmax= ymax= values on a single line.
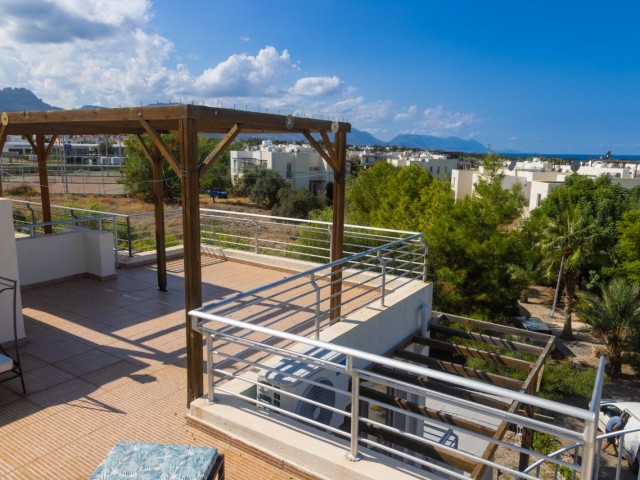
xmin=0 ymin=0 xmax=638 ymax=154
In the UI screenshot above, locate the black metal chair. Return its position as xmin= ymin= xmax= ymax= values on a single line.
xmin=0 ymin=275 xmax=26 ymax=394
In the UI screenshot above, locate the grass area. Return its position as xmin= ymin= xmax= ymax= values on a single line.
xmin=5 ymin=191 xmax=269 ymax=216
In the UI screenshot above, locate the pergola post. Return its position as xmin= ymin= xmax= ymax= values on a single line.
xmin=151 ymin=143 xmax=168 ymax=291
xmin=0 ymin=123 xmax=7 ymax=197
xmin=34 ymin=134 xmax=57 ymax=235
xmin=179 ymin=116 xmax=203 ymax=404
xmin=329 ymin=130 xmax=347 ymax=321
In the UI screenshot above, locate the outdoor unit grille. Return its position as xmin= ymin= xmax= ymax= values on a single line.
xmin=256 ymin=347 xmax=350 ymax=429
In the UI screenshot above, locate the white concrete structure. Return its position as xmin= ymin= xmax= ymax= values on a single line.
xmin=230 ymin=140 xmax=332 ymax=194
xmin=0 ymin=199 xmax=24 ymax=344
xmin=16 ymin=227 xmax=116 ymax=287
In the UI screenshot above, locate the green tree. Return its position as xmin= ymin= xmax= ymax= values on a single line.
xmin=537 ymin=206 xmax=598 ymax=340
xmin=237 ymin=167 xmax=289 ymax=208
xmin=617 ymin=209 xmax=640 ymax=282
xmin=120 ymin=134 xmax=181 ymax=202
xmin=271 ymin=187 xmax=324 ymax=219
xmin=426 ymin=167 xmax=526 ymax=317
xmin=575 ymin=278 xmax=640 ymax=377
xmin=120 ymin=134 xmax=237 ymax=202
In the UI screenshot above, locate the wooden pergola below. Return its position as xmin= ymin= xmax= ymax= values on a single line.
xmin=0 ymin=105 xmax=351 ymax=404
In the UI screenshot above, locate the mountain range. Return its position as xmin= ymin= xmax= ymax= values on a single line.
xmin=0 ymin=87 xmax=487 ymax=152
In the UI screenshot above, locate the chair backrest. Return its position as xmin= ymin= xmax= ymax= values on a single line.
xmin=0 ymin=275 xmax=18 ymax=358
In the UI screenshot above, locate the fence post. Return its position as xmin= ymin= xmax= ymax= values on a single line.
xmin=346 ymin=355 xmax=362 ymax=462
xmin=309 ymin=273 xmax=321 ymax=340
xmin=126 ymin=216 xmax=133 ymax=257
xmin=377 ymin=250 xmax=387 ymax=307
xmin=328 ymin=224 xmax=333 ymax=263
xmin=253 ymin=219 xmax=260 ymax=254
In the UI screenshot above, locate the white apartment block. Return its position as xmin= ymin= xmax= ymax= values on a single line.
xmin=230 ymin=140 xmax=333 ymax=194
xmin=451 ymin=157 xmax=640 ymax=214
xmin=356 ymin=149 xmax=458 ymax=179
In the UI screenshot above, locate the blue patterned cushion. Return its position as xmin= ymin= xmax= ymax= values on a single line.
xmin=89 ymin=442 xmax=218 ymax=479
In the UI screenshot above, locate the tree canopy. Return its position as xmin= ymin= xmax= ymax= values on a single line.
xmin=120 ymin=134 xmax=239 ymax=202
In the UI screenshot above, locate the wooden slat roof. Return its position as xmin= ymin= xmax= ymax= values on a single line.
xmin=2 ymin=105 xmax=351 ymax=136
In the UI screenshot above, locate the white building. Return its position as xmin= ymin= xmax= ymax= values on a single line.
xmin=451 ymin=157 xmax=640 ymax=214
xmin=230 ymin=140 xmax=332 ymax=194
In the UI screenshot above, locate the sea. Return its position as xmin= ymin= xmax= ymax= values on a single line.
xmin=498 ymin=152 xmax=640 ymax=162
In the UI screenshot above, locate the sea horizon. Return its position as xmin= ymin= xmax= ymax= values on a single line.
xmin=497 ymin=152 xmax=640 ymax=162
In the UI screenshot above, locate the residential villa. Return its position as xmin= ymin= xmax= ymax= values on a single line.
xmin=230 ymin=140 xmax=332 ymax=194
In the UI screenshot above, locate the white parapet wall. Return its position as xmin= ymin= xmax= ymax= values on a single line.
xmin=0 ymin=198 xmax=25 ymax=344
xmin=16 ymin=227 xmax=116 ymax=286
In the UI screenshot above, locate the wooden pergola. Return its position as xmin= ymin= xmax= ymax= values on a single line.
xmin=0 ymin=105 xmax=351 ymax=404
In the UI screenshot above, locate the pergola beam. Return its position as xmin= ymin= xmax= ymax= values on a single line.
xmin=199 ymin=123 xmax=243 ymax=177
xmin=139 ymin=119 xmax=181 ymax=176
xmin=302 ymin=130 xmax=334 ymax=168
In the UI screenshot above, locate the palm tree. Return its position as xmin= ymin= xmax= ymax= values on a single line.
xmin=575 ymin=278 xmax=640 ymax=377
xmin=538 ymin=206 xmax=597 ymax=340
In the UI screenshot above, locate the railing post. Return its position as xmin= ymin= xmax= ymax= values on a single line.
xmin=309 ymin=273 xmax=321 ymax=340
xmin=377 ymin=250 xmax=387 ymax=307
xmin=327 ymin=224 xmax=333 ymax=263
xmin=253 ymin=219 xmax=260 ymax=254
xmin=346 ymin=355 xmax=361 ymax=462
xmin=112 ymin=216 xmax=119 ymax=269
xmin=126 ymin=216 xmax=133 ymax=257
xmin=207 ymin=331 xmax=214 ymax=404
xmin=421 ymin=240 xmax=428 ymax=282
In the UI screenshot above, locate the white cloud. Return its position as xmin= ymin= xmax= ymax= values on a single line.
xmin=418 ymin=105 xmax=482 ymax=135
xmin=510 ymin=135 xmax=518 ymax=141
xmin=192 ymin=47 xmax=293 ymax=97
xmin=394 ymin=105 xmax=417 ymax=121
xmin=288 ymin=76 xmax=343 ymax=96
xmin=0 ymin=0 xmax=405 ymax=134
xmin=240 ymin=36 xmax=251 ymax=42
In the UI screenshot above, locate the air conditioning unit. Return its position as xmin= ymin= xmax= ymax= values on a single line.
xmin=256 ymin=347 xmax=350 ymax=430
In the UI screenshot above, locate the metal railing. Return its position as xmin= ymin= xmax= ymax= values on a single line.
xmin=11 ymin=201 xmax=424 ymax=267
xmin=192 ymin=307 xmax=606 ymax=479
xmin=196 ymin=233 xmax=425 ymax=339
xmin=524 ymin=426 xmax=640 ymax=479
xmin=190 ymin=236 xmax=606 ymax=479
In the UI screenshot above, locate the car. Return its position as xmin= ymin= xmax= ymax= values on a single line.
xmin=598 ymin=400 xmax=640 ymax=473
xmin=207 ymin=189 xmax=228 ymax=199
xmin=510 ymin=316 xmax=553 ymax=335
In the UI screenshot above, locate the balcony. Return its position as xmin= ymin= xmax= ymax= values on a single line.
xmin=0 ymin=200 xmax=634 ymax=479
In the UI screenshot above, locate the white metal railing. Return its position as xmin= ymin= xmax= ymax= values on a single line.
xmin=196 ymin=233 xmax=425 ymax=338
xmin=192 ymin=309 xmax=606 ymax=479
xmin=11 ymin=201 xmax=422 ymax=265
xmin=524 ymin=426 xmax=640 ymax=479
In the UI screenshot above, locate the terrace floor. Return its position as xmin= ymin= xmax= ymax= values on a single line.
xmin=0 ymin=257 xmax=332 ymax=479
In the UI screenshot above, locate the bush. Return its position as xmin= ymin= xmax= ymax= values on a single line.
xmin=6 ymin=184 xmax=38 ymax=196
xmin=539 ymin=360 xmax=598 ymax=402
xmin=271 ymin=187 xmax=324 ymax=219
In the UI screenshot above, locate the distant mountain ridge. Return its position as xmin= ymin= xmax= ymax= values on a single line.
xmin=0 ymin=86 xmax=487 ymax=152
xmin=0 ymin=87 xmax=61 ymax=112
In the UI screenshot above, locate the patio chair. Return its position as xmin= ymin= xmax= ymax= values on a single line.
xmin=0 ymin=275 xmax=26 ymax=394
